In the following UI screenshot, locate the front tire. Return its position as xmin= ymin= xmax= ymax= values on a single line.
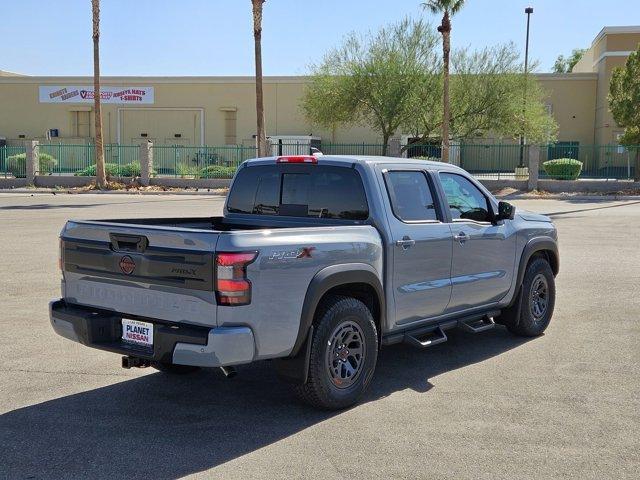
xmin=294 ymin=296 xmax=378 ymax=410
xmin=501 ymin=257 xmax=556 ymax=337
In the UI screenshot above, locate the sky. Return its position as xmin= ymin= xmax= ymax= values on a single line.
xmin=2 ymin=0 xmax=638 ymax=76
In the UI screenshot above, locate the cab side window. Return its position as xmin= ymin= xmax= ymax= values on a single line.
xmin=439 ymin=173 xmax=491 ymax=223
xmin=385 ymin=171 xmax=438 ymax=222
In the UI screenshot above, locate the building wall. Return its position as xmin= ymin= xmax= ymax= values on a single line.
xmin=0 ymin=25 xmax=638 ymax=149
xmin=537 ymin=74 xmax=597 ymax=146
xmin=0 ymin=77 xmax=388 ymax=147
xmin=0 ymin=74 xmax=598 ymax=148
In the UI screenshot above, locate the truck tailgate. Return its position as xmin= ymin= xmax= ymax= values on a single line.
xmin=61 ymin=220 xmax=220 ymax=327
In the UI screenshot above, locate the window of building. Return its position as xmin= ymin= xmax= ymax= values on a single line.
xmin=70 ymin=110 xmax=90 ymax=138
xmin=439 ymin=172 xmax=491 ymax=223
xmin=220 ymin=108 xmax=237 ymax=145
xmin=384 ymin=171 xmax=438 ymax=222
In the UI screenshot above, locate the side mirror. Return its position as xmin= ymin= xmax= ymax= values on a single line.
xmin=497 ymin=201 xmax=515 ymax=221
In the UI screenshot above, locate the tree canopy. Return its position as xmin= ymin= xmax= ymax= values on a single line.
xmin=609 ymin=45 xmax=640 ymax=146
xmin=407 ymin=43 xmax=557 ymax=143
xmin=609 ymin=44 xmax=640 ymax=180
xmin=553 ymin=48 xmax=586 ymax=73
xmin=301 ymin=18 xmax=439 ymax=154
xmin=302 ymin=19 xmax=557 ymax=150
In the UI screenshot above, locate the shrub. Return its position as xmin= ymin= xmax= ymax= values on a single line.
xmin=119 ymin=161 xmax=142 ymax=177
xmin=200 ymin=165 xmax=237 ymax=178
xmin=176 ymin=163 xmax=201 ymax=178
xmin=413 ymin=156 xmax=441 ymax=162
xmin=6 ymin=153 xmax=58 ymax=178
xmin=542 ymin=158 xmax=583 ymax=180
xmin=74 ymin=162 xmax=143 ymax=177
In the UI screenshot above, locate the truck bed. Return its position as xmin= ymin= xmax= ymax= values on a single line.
xmin=85 ymin=215 xmax=365 ymax=231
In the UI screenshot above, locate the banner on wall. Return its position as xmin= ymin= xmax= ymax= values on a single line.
xmin=39 ymin=86 xmax=154 ymax=104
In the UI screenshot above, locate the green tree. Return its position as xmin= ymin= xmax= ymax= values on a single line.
xmin=553 ymin=48 xmax=586 ymax=73
xmin=252 ymin=0 xmax=268 ymax=157
xmin=91 ymin=0 xmax=106 ymax=188
xmin=406 ymin=43 xmax=557 ymax=145
xmin=302 ymin=18 xmax=439 ymax=155
xmin=609 ymin=45 xmax=640 ymax=181
xmin=422 ymin=0 xmax=466 ymax=163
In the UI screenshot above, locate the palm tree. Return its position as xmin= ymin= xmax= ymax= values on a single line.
xmin=91 ymin=0 xmax=106 ymax=188
xmin=252 ymin=0 xmax=268 ymax=157
xmin=422 ymin=0 xmax=465 ymax=163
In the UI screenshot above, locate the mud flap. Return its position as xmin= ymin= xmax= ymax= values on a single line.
xmin=273 ymin=326 xmax=314 ymax=384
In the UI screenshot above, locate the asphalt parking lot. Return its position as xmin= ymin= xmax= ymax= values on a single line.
xmin=0 ymin=193 xmax=638 ymax=479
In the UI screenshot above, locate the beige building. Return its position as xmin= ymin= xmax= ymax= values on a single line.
xmin=0 ymin=26 xmax=637 ymax=150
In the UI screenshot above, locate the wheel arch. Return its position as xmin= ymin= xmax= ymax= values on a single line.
xmin=274 ymin=263 xmax=384 ymax=384
xmin=293 ymin=263 xmax=385 ymax=356
xmin=513 ymin=237 xmax=559 ymax=303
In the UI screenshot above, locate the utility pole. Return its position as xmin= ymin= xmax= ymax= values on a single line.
xmin=519 ymin=6 xmax=533 ymax=167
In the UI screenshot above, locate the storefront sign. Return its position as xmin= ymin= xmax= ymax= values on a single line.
xmin=39 ymin=86 xmax=154 ymax=104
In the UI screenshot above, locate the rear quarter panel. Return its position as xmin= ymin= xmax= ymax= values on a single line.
xmin=216 ymin=225 xmax=383 ymax=359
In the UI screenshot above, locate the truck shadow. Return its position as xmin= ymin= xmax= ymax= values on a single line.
xmin=0 ymin=327 xmax=529 ymax=479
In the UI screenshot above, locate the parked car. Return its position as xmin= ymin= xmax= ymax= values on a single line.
xmin=50 ymin=155 xmax=558 ymax=409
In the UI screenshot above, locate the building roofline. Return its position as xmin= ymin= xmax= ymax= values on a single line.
xmin=0 ymin=75 xmax=311 ymax=84
xmin=0 ymin=73 xmax=597 ymax=85
xmin=592 ymin=25 xmax=640 ymax=46
xmin=534 ymin=72 xmax=598 ymax=80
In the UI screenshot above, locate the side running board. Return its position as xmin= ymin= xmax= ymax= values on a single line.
xmin=459 ymin=315 xmax=496 ymax=334
xmin=404 ymin=326 xmax=448 ymax=349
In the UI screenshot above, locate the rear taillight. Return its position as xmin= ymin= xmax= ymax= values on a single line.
xmin=215 ymin=252 xmax=257 ymax=306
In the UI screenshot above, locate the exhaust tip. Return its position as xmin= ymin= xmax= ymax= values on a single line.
xmin=220 ymin=366 xmax=237 ymax=378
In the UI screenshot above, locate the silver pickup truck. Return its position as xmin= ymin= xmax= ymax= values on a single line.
xmin=51 ymin=155 xmax=558 ymax=409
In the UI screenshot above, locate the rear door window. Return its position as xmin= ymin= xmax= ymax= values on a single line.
xmin=227 ymin=165 xmax=369 ymax=220
xmin=384 ymin=171 xmax=439 ymax=222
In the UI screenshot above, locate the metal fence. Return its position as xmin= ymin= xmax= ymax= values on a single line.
xmin=457 ymin=144 xmax=530 ymax=180
xmin=152 ymin=145 xmax=255 ymax=178
xmin=538 ymin=144 xmax=638 ymax=180
xmin=3 ymin=142 xmax=637 ymax=181
xmin=35 ymin=144 xmax=140 ymax=176
xmin=0 ymin=145 xmax=28 ymax=178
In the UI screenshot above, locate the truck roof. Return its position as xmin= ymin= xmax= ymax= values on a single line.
xmin=243 ymin=155 xmax=464 ymax=171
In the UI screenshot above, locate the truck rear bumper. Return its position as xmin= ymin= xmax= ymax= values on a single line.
xmin=49 ymin=299 xmax=255 ymax=367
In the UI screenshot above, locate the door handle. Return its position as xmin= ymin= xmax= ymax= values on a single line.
xmin=396 ymin=236 xmax=415 ymax=249
xmin=454 ymin=232 xmax=468 ymax=243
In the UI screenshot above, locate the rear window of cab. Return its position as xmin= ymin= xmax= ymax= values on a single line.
xmin=227 ymin=165 xmax=369 ymax=220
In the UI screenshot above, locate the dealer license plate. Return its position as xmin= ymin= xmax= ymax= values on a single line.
xmin=121 ymin=319 xmax=154 ymax=348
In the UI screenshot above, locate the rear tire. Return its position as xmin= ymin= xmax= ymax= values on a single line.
xmin=293 ymin=296 xmax=378 ymax=410
xmin=501 ymin=257 xmax=555 ymax=337
xmin=151 ymin=361 xmax=201 ymax=374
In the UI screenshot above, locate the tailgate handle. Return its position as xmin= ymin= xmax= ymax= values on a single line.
xmin=109 ymin=233 xmax=148 ymax=253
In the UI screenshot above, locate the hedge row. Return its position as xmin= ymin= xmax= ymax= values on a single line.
xmin=74 ymin=162 xmax=143 ymax=177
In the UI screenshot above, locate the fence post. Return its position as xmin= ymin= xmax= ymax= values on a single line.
xmin=387 ymin=137 xmax=401 ymax=158
xmin=528 ymin=145 xmax=540 ymax=191
xmin=140 ymin=141 xmax=153 ymax=186
xmin=26 ymin=140 xmax=39 ymax=184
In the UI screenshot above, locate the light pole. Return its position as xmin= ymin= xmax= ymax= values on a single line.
xmin=519 ymin=6 xmax=533 ymax=167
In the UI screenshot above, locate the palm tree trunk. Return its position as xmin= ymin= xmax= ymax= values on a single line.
xmin=441 ymin=11 xmax=451 ymax=163
xmin=252 ymin=0 xmax=268 ymax=158
xmin=92 ymin=0 xmax=106 ymax=188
